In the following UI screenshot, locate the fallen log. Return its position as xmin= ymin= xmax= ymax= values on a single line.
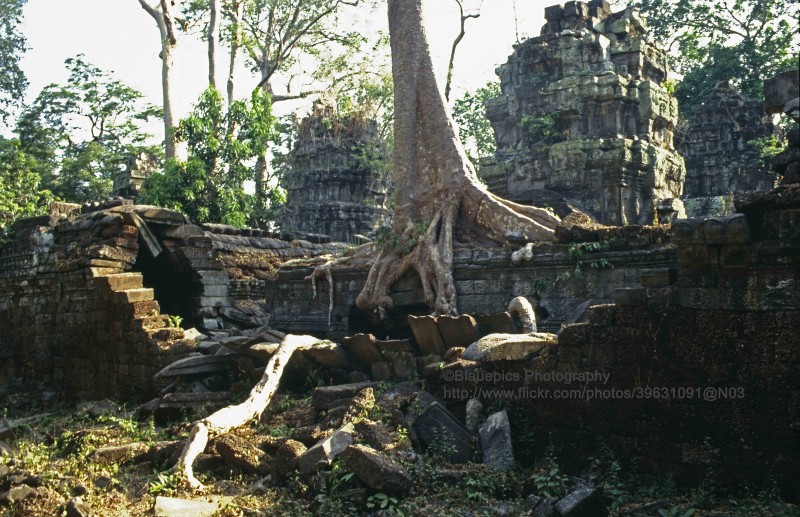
xmin=172 ymin=334 xmax=321 ymax=490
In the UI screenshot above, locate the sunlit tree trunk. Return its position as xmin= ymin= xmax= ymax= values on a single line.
xmin=208 ymin=0 xmax=220 ymax=89
xmin=353 ymin=0 xmax=561 ymax=317
xmin=138 ymin=0 xmax=179 ymax=159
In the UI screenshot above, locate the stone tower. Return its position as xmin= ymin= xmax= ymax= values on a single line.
xmin=482 ymin=0 xmax=686 ymax=226
xmin=680 ymin=81 xmax=780 ymax=217
xmin=281 ymin=103 xmax=389 ymax=243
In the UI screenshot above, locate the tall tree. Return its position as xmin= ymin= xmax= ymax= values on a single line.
xmin=224 ymin=0 xmax=244 ymax=107
xmin=323 ymin=0 xmax=560 ymax=317
xmin=0 ymin=137 xmax=52 ymax=239
xmin=239 ymin=0 xmax=363 ymax=203
xmin=630 ymin=0 xmax=799 ymax=109
xmin=444 ymin=0 xmax=481 ymax=102
xmin=0 ymin=0 xmax=28 ymax=125
xmin=208 ymin=0 xmax=220 ymax=89
xmin=139 ymin=87 xmax=277 ymax=227
xmin=16 ymin=56 xmax=161 ymax=203
xmin=138 ymin=0 xmax=181 ymax=159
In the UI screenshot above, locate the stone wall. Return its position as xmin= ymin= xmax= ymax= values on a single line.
xmin=260 ymin=228 xmax=674 ymax=340
xmin=0 ymin=205 xmax=193 ymax=400
xmin=680 ymin=82 xmax=780 ymax=217
xmin=431 ymin=186 xmax=800 ymax=498
xmin=281 ymin=104 xmax=389 ymax=243
xmin=0 ymin=202 xmax=344 ymax=399
xmin=482 ymin=0 xmax=686 ymax=225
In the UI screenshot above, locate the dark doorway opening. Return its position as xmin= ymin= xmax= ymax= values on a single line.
xmin=132 ymin=242 xmax=200 ymax=328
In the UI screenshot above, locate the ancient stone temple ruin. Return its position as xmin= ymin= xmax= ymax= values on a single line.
xmin=680 ymin=81 xmax=781 ymax=217
xmin=113 ymin=152 xmax=160 ymax=198
xmin=280 ymin=104 xmax=389 ymax=243
xmin=482 ymin=0 xmax=686 ymax=225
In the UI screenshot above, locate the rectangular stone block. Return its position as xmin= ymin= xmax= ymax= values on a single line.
xmin=476 ymin=312 xmax=516 ymax=334
xmin=437 ymin=315 xmax=479 ymax=349
xmin=614 ymin=287 xmax=646 ymax=306
xmin=408 ymin=315 xmax=446 ymax=355
xmin=342 ymin=334 xmax=384 ymax=369
xmin=113 ymin=288 xmax=154 ymax=304
xmin=639 ymin=268 xmax=676 ymax=287
xmin=96 ymin=273 xmax=143 ymax=292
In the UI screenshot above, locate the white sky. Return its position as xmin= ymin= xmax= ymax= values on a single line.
xmin=15 ymin=0 xmax=551 ymax=139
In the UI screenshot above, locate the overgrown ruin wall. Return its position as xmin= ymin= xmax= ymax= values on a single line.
xmin=280 ymin=105 xmax=389 ymax=243
xmin=0 ymin=202 xmax=346 ymax=400
xmin=482 ymin=0 xmax=686 ymax=225
xmin=431 ymin=186 xmax=800 ymax=497
xmin=680 ymin=81 xmax=780 ymax=217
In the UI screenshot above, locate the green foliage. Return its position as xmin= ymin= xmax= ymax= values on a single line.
xmin=532 ymin=444 xmax=569 ymax=498
xmin=148 ymin=470 xmax=182 ymax=495
xmin=376 ymin=220 xmax=428 ymax=255
xmin=520 ymin=113 xmax=557 ymax=142
xmin=0 ymin=0 xmax=28 ymax=123
xmin=327 ymin=459 xmax=356 ymax=496
xmin=630 ymin=0 xmax=799 ymax=110
xmin=16 ymin=55 xmax=162 ymax=204
xmin=452 ymin=81 xmax=501 ymax=170
xmin=167 ymin=314 xmax=184 ymax=328
xmin=139 ymin=87 xmax=280 ymax=227
xmin=747 ymin=136 xmax=784 ymax=162
xmin=556 ymin=238 xmax=615 ymax=284
xmin=366 ymin=492 xmax=404 ymax=515
xmin=0 ymin=137 xmax=53 ymax=240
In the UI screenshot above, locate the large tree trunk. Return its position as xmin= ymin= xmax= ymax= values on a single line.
xmin=353 ymin=0 xmax=560 ymax=317
xmin=225 ymin=0 xmax=243 ymax=109
xmin=138 ymin=0 xmax=178 ymax=159
xmin=208 ymin=0 xmax=220 ymax=90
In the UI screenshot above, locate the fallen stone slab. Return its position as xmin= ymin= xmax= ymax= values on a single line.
xmin=312 ymin=382 xmax=379 ymax=412
xmin=437 ymin=314 xmax=479 ymax=349
xmin=153 ymin=354 xmax=236 ymax=379
xmin=302 ymin=342 xmax=358 ymax=371
xmin=246 ymin=342 xmax=279 ymax=361
xmin=554 ymin=486 xmax=606 ymax=517
xmin=341 ymin=444 xmax=412 ymax=495
xmin=383 ymin=350 xmax=417 ymax=381
xmin=0 ymin=484 xmax=35 ymax=505
xmin=272 ymin=439 xmax=307 ymax=481
xmin=479 ymin=410 xmax=516 ymax=471
xmin=298 ymin=423 xmax=354 ymax=474
xmin=154 ymin=496 xmax=220 ymax=517
xmin=214 ymin=434 xmax=270 ymax=475
xmin=476 ymin=312 xmax=516 ymax=335
xmin=410 ymin=402 xmax=471 ymax=463
xmin=91 ymin=442 xmax=149 ymax=465
xmin=408 ymin=315 xmax=446 ymax=355
xmin=0 ymin=441 xmax=15 ymax=458
xmin=342 ymin=334 xmax=384 ymax=368
xmin=461 ymin=333 xmax=555 ymax=362
xmin=375 ymin=339 xmax=416 ymax=353
xmin=0 ymin=419 xmax=12 ymax=440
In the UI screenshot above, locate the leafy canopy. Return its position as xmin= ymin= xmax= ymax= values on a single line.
xmin=16 ymin=56 xmax=162 ymax=203
xmin=0 ymin=0 xmax=28 ymax=124
xmin=139 ymin=87 xmax=279 ymax=227
xmin=0 ymin=137 xmax=53 ymax=239
xmin=452 ymin=81 xmax=501 ymax=171
xmin=630 ymin=0 xmax=800 ymax=109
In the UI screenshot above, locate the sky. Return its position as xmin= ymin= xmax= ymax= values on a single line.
xmin=16 ymin=0 xmax=552 ymax=139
